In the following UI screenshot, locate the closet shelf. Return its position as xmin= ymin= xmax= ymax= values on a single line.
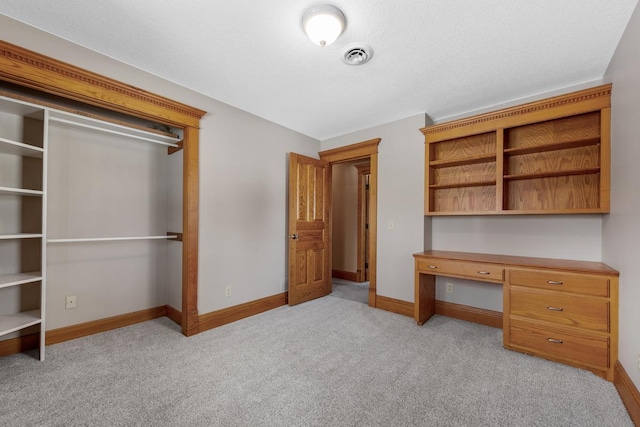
xmin=504 ymin=167 xmax=600 ymax=181
xmin=0 ymin=310 xmax=41 ymax=337
xmin=50 ymin=110 xmax=182 ymax=148
xmin=0 ymin=137 xmax=44 ymax=158
xmin=0 ymin=186 xmax=44 ymax=196
xmin=0 ymin=233 xmax=43 ymax=240
xmin=48 ymin=235 xmax=179 ymax=243
xmin=0 ymin=272 xmax=42 ymax=290
xmin=504 ymin=137 xmax=600 ymax=156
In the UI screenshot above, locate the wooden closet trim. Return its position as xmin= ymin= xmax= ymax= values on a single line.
xmin=0 ymin=40 xmax=205 ymax=337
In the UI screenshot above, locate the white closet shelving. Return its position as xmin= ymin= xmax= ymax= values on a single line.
xmin=0 ymin=94 xmax=183 ymax=362
xmin=0 ymin=96 xmax=47 ymax=361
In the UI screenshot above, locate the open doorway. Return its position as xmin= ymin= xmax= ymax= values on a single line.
xmin=319 ymin=138 xmax=380 ymax=308
xmin=330 ymin=160 xmax=370 ymax=304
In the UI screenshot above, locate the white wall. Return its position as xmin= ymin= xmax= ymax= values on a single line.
xmin=331 ymin=161 xmax=359 ymax=273
xmin=322 ymin=114 xmax=427 ymax=302
xmin=432 ymin=215 xmax=603 ymax=311
xmin=603 ymin=3 xmax=640 ymax=391
xmin=0 ymin=16 xmax=320 ymax=320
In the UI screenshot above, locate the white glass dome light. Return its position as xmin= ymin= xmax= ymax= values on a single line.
xmin=302 ymin=5 xmax=346 ymax=47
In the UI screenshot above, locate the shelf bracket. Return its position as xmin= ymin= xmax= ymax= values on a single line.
xmin=167 ymin=232 xmax=183 ymax=242
xmin=168 ymin=141 xmax=184 ymax=155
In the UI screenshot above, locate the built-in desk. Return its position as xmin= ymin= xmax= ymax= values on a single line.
xmin=413 ymin=250 xmax=619 ymax=381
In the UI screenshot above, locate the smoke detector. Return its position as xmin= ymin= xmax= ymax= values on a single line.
xmin=341 ymin=44 xmax=373 ymax=66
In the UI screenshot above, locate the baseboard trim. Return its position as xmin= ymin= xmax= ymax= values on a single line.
xmin=332 ymin=269 xmax=358 ymax=282
xmin=0 ymin=333 xmax=39 ymax=357
xmin=376 ymin=295 xmax=414 ymax=318
xmin=614 ymin=360 xmax=640 ymax=425
xmin=199 ymin=292 xmax=288 ymax=333
xmin=0 ymin=306 xmax=169 ymax=357
xmin=46 ymin=306 xmax=168 ymax=345
xmin=166 ymin=305 xmax=182 ymax=326
xmin=435 ymin=300 xmax=503 ymax=329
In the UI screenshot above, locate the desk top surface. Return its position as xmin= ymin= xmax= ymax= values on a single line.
xmin=413 ymin=250 xmax=619 ymax=276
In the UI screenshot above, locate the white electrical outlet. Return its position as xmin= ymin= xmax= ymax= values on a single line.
xmin=65 ymin=296 xmax=77 ymax=309
xmin=225 ymin=286 xmax=231 ymax=297
xmin=446 ymin=283 xmax=453 ymax=293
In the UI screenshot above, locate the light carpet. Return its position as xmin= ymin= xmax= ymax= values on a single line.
xmin=0 ymin=296 xmax=633 ymax=426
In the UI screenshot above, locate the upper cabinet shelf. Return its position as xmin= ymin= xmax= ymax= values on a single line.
xmin=421 ymin=84 xmax=611 ymax=215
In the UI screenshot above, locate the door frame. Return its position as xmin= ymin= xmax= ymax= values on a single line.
xmin=354 ymin=162 xmax=370 ymax=283
xmin=319 ymin=138 xmax=380 ymax=308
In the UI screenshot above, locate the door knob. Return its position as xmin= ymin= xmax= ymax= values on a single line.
xmin=290 ymin=234 xmax=298 ymax=240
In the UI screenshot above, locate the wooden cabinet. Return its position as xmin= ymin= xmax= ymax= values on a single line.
xmin=0 ymin=96 xmax=47 ymax=361
xmin=421 ymin=85 xmax=611 ymax=215
xmin=413 ymin=251 xmax=619 ymax=380
xmin=504 ymin=268 xmax=618 ymax=380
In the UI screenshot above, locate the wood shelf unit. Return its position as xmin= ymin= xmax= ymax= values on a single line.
xmin=421 ymin=85 xmax=611 ymax=215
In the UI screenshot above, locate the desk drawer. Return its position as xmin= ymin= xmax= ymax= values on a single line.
xmin=509 ymin=269 xmax=609 ymax=297
xmin=510 ymin=287 xmax=609 ymax=332
xmin=509 ymin=319 xmax=609 ymax=368
xmin=417 ymin=258 xmax=504 ymax=282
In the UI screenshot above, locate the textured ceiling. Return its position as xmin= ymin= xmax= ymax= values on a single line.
xmin=0 ymin=1 xmax=637 ymax=140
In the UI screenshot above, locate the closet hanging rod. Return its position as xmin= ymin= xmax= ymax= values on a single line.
xmin=49 ymin=116 xmax=181 ymax=148
xmin=47 ymin=235 xmax=178 ymax=243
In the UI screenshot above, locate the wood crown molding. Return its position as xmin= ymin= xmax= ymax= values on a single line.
xmin=319 ymin=138 xmax=380 ymax=163
xmin=0 ymin=40 xmax=206 ymax=127
xmin=421 ymin=84 xmax=612 ymax=138
xmin=614 ymin=361 xmax=640 ymax=425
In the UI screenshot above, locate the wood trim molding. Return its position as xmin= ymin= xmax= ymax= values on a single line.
xmin=435 ymin=300 xmax=503 ymax=329
xmin=320 ymin=138 xmax=380 ymax=308
xmin=332 ymin=269 xmax=358 ymax=282
xmin=199 ymin=293 xmax=287 ymax=332
xmin=356 ymin=162 xmax=370 ymax=283
xmin=47 ymin=306 xmax=168 ymax=345
xmin=422 ymin=84 xmax=612 ymax=142
xmin=0 ymin=41 xmax=205 ymax=127
xmin=0 ymin=333 xmax=39 ymax=357
xmin=376 ymin=296 xmax=414 ymax=318
xmin=166 ymin=305 xmax=182 ymax=326
xmin=614 ymin=361 xmax=640 ymax=426
xmin=0 ymin=40 xmax=202 ymax=339
xmin=0 ymin=306 xmax=169 ymax=356
xmin=182 ymin=126 xmax=200 ymax=336
xmin=318 ymin=138 xmax=380 ymax=163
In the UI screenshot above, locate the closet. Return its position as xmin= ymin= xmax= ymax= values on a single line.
xmin=0 ymin=40 xmax=205 ymax=359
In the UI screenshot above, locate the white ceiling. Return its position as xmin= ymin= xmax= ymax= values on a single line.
xmin=0 ymin=1 xmax=637 ymax=140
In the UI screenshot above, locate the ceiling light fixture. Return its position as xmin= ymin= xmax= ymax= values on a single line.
xmin=302 ymin=4 xmax=346 ymax=47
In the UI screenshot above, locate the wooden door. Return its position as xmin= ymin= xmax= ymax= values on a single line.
xmin=288 ymin=153 xmax=331 ymax=305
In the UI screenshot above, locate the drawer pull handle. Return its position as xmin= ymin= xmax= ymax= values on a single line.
xmin=428 ymin=265 xmax=438 ymax=269
xmin=477 ymin=271 xmax=491 ymax=275
xmin=546 ymin=306 xmax=564 ymax=312
xmin=546 ymin=280 xmax=563 ymax=285
xmin=546 ymin=338 xmax=564 ymax=344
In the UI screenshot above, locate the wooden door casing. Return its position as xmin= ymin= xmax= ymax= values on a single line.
xmin=288 ymin=153 xmax=331 ymax=305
